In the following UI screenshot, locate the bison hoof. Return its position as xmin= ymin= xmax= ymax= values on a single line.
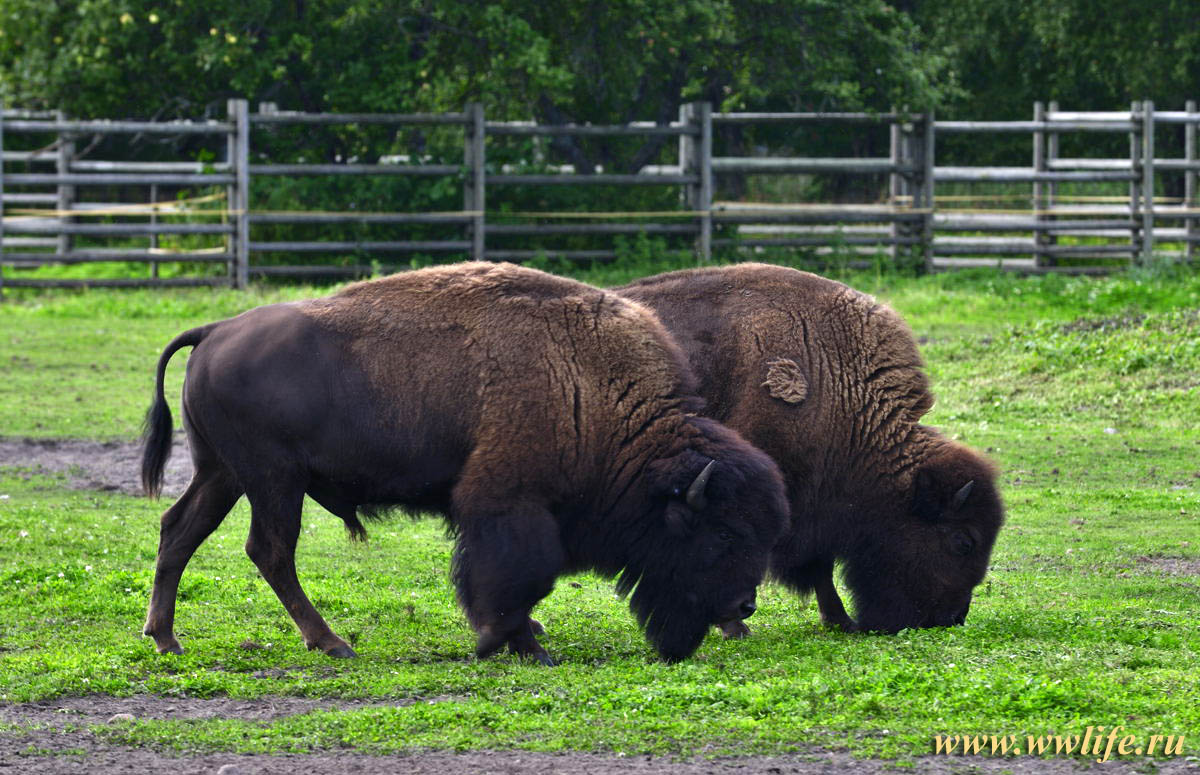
xmin=718 ymin=620 xmax=752 ymax=640
xmin=325 ymin=644 xmax=358 ymax=658
xmin=148 ymin=633 xmax=184 ymax=655
xmin=531 ymin=651 xmax=557 ymax=667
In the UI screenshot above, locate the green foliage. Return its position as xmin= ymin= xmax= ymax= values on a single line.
xmin=916 ymin=0 xmax=1200 ymax=166
xmin=0 ymin=0 xmax=951 ymax=191
xmin=0 ymin=1 xmax=951 ymax=119
xmin=918 ymin=0 xmax=1200 ymax=116
xmin=0 ymin=0 xmax=423 ymax=118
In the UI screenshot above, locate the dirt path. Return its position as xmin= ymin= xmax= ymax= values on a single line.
xmin=0 ymin=435 xmax=194 ymax=498
xmin=2 ymin=696 xmax=1192 ymax=775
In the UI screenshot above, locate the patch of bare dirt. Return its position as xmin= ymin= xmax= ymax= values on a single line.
xmin=1 ymin=696 xmax=1196 ymax=774
xmin=1134 ymin=555 xmax=1200 ymax=576
xmin=0 ymin=695 xmax=419 ymax=726
xmin=1060 ymin=313 xmax=1146 ymax=334
xmin=0 ymin=435 xmax=193 ymax=498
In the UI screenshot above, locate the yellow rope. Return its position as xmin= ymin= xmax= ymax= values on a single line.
xmin=5 ymin=192 xmax=227 ymax=218
xmin=895 ymin=194 xmax=1188 ymax=204
xmin=937 ymin=206 xmax=1200 ymax=216
xmin=145 ymin=246 xmax=228 ymax=254
xmin=5 ymin=197 xmax=1198 ymax=222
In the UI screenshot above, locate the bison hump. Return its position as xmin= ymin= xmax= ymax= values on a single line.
xmin=762 ymin=358 xmax=808 ymax=404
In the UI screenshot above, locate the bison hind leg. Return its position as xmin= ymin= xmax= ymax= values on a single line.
xmin=144 ymin=461 xmax=243 ymax=656
xmin=244 ymin=480 xmax=357 ymax=658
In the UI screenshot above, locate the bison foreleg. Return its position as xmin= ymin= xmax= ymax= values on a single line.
xmin=144 ymin=466 xmax=242 ymax=655
xmin=245 ymin=486 xmax=356 ymax=658
xmin=451 ymin=503 xmax=564 ymax=666
xmin=814 ymin=562 xmax=857 ymax=632
xmin=772 ymin=556 xmax=858 ymax=632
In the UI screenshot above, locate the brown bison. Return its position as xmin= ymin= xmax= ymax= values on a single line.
xmin=616 ymin=263 xmax=1004 ymax=635
xmin=141 ymin=262 xmax=787 ymax=664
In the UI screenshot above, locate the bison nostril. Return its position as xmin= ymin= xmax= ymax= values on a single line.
xmin=739 ymin=600 xmax=757 ymax=618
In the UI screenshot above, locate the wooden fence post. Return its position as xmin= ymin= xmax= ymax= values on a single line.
xmin=1129 ymin=101 xmax=1142 ymax=261
xmin=1187 ymin=99 xmax=1196 ymax=264
xmin=679 ymin=103 xmax=695 ymax=209
xmin=1142 ymin=100 xmax=1155 ymax=265
xmin=888 ymin=108 xmax=911 ymax=264
xmin=920 ymin=111 xmax=935 ymax=272
xmin=228 ymin=98 xmax=249 ymax=288
xmin=1033 ymin=102 xmax=1046 ymax=267
xmin=1 ymin=109 xmax=5 ymax=297
xmin=56 ymin=110 xmax=75 ymax=257
xmin=149 ymin=184 xmax=159 ymax=279
xmin=1047 ymin=100 xmax=1059 ymax=259
xmin=679 ymin=101 xmax=712 ymax=262
xmin=463 ymin=102 xmax=485 ymax=262
xmin=696 ymin=101 xmax=712 ymax=262
xmin=889 ymin=113 xmax=900 ymax=263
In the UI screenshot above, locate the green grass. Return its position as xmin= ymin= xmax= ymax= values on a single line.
xmin=1 ymin=259 xmax=1199 ymax=760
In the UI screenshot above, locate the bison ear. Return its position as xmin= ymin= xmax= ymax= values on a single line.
xmin=912 ymin=468 xmax=975 ymax=522
xmin=763 ymin=358 xmax=808 ymax=404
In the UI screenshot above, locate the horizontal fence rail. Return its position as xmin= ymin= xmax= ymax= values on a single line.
xmin=3 ymin=100 xmax=1199 ymax=289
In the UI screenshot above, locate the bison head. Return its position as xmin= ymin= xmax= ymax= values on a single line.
xmin=622 ymin=421 xmax=789 ymax=661
xmin=841 ymin=441 xmax=1004 ymax=633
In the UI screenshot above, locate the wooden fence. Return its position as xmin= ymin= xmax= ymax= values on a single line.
xmin=2 ymin=100 xmax=1198 ymax=289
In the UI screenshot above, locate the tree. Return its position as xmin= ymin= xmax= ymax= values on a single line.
xmin=409 ymin=0 xmax=954 ymax=173
xmin=918 ymin=0 xmax=1200 ymax=115
xmin=1 ymin=1 xmax=954 ymax=170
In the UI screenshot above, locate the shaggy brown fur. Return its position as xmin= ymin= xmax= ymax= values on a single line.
xmin=617 ymin=263 xmax=1004 ymax=634
xmin=141 ymin=262 xmax=787 ymax=664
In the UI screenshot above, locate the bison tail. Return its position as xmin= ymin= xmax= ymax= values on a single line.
xmin=140 ymin=324 xmax=215 ymax=498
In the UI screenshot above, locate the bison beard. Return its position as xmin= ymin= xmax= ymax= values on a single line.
xmin=616 ymin=263 xmax=1005 ymax=635
xmin=139 ymin=263 xmax=787 ymax=664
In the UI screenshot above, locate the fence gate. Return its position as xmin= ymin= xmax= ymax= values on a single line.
xmin=0 ymin=109 xmax=238 ymax=289
xmin=3 ymin=101 xmax=1199 ymax=291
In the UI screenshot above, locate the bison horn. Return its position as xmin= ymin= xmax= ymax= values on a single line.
xmin=951 ymin=480 xmax=975 ymax=511
xmin=685 ymin=460 xmax=717 ymax=512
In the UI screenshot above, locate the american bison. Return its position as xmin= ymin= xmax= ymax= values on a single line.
xmin=616 ymin=263 xmax=1004 ymax=634
xmin=141 ymin=262 xmax=787 ymax=664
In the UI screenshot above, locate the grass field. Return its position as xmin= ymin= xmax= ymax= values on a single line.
xmin=1 ymin=258 xmax=1198 ymax=763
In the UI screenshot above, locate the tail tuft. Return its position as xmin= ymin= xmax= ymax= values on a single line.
xmin=140 ymin=395 xmax=173 ymax=498
xmin=140 ymin=324 xmax=214 ymax=498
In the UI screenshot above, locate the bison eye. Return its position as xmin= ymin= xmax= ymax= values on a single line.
xmin=950 ymin=531 xmax=975 ymax=557
xmin=717 ymin=528 xmax=734 ymax=543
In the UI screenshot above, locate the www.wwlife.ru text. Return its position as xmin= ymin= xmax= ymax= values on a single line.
xmin=934 ymin=726 xmax=1184 ymax=762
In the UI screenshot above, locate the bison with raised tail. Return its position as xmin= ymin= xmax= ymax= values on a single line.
xmin=617 ymin=263 xmax=1004 ymax=635
xmin=141 ymin=262 xmax=787 ymax=664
